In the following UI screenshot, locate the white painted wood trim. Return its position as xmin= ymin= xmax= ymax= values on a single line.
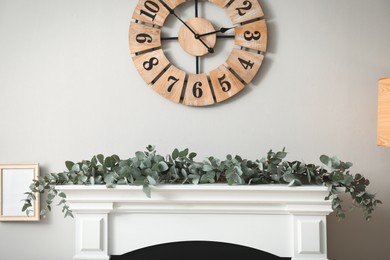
xmin=57 ymin=184 xmax=333 ymax=260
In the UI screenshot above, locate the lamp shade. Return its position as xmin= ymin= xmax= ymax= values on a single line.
xmin=378 ymin=78 xmax=390 ymax=146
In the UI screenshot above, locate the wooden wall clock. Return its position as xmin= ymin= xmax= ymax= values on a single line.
xmin=129 ymin=0 xmax=267 ymax=106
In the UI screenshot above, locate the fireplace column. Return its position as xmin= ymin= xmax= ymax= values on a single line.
xmin=290 ymin=206 xmax=329 ymax=260
xmin=72 ymin=203 xmax=112 ymax=260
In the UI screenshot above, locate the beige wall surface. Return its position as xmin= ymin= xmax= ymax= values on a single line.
xmin=1 ymin=0 xmax=389 ymax=259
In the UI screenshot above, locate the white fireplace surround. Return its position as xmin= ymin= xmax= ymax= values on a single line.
xmin=57 ymin=184 xmax=333 ymax=260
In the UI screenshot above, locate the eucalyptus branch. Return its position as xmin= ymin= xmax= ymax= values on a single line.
xmin=23 ymin=146 xmax=381 ymax=220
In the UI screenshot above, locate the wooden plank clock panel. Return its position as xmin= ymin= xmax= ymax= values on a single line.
xmin=152 ymin=65 xmax=186 ymax=104
xmin=234 ymin=19 xmax=267 ymax=52
xmin=208 ymin=0 xmax=230 ymax=8
xmin=132 ymin=49 xmax=170 ymax=85
xmin=227 ymin=0 xmax=264 ymax=25
xmin=129 ymin=22 xmax=161 ymax=54
xmin=129 ymin=0 xmax=268 ymax=106
xmin=163 ymin=0 xmax=186 ymax=9
xmin=226 ymin=48 xmax=264 ymax=84
xmin=183 ymin=74 xmax=215 ymax=106
xmin=210 ymin=65 xmax=245 ymax=103
xmin=132 ymin=0 xmax=170 ymax=27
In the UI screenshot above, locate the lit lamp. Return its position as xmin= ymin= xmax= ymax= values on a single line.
xmin=378 ymin=78 xmax=390 ymax=146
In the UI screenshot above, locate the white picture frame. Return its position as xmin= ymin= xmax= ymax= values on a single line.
xmin=0 ymin=164 xmax=40 ymax=221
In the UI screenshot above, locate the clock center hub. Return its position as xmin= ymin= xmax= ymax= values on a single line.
xmin=178 ymin=18 xmax=217 ymax=57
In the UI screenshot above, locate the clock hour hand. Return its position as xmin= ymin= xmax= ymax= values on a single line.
xmin=198 ymin=26 xmax=236 ymax=37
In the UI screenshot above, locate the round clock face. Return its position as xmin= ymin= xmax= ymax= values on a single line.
xmin=129 ymin=0 xmax=267 ymax=107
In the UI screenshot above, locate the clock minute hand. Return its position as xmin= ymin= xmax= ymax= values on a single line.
xmin=159 ymin=1 xmax=214 ymax=53
xmin=173 ymin=13 xmax=197 ymax=35
xmin=198 ymin=26 xmax=236 ymax=37
xmin=174 ymin=15 xmax=214 ymax=53
xmin=171 ymin=12 xmax=214 ymax=53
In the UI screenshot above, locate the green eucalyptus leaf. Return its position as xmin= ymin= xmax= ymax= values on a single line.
xmin=282 ymin=173 xmax=295 ymax=183
xmin=202 ymin=164 xmax=213 ymax=172
xmin=178 ymin=148 xmax=189 ymax=157
xmin=340 ymin=175 xmax=353 ymax=186
xmin=91 ymin=156 xmax=98 ymax=167
xmin=112 ymin=154 xmax=120 ymax=163
xmin=40 ymin=209 xmax=47 ymax=216
xmin=188 ymin=152 xmax=197 ymax=160
xmin=117 ymin=179 xmax=128 ymax=185
xmin=47 ymin=193 xmax=55 ymax=200
xmin=320 ymin=155 xmax=331 ymax=167
xmin=104 ymin=173 xmax=116 ymax=185
xmin=65 ymin=211 xmax=74 ymax=218
xmin=95 ymin=175 xmax=103 ymax=184
xmin=135 ymin=151 xmax=145 ymax=160
xmin=58 ymin=192 xmax=67 ymax=198
xmin=331 ymin=156 xmax=341 ymax=168
xmin=181 ymin=169 xmax=187 ymax=178
xmin=172 ymin=149 xmax=179 ymax=160
xmin=157 ymin=161 xmax=169 ymax=172
xmin=154 ymin=155 xmax=164 ymax=163
xmin=65 ymin=161 xmax=74 ymax=171
xmin=276 ymin=151 xmax=287 ymax=159
xmin=207 ymin=171 xmax=216 ymax=181
xmin=147 ymin=175 xmax=157 ymax=185
xmin=71 ymin=164 xmax=80 ymax=172
xmin=143 ymin=183 xmax=151 ymax=198
xmin=97 ymin=154 xmax=104 ymax=164
xmin=38 ymin=185 xmax=44 ymax=192
xmin=191 ymin=177 xmax=199 ymax=185
xmin=79 ymin=175 xmax=88 ymax=183
xmin=288 ymin=179 xmax=302 ymax=187
xmin=104 ymin=156 xmax=115 ymax=168
xmin=22 ymin=203 xmax=30 ymax=212
xmin=269 ymin=158 xmax=282 ymax=165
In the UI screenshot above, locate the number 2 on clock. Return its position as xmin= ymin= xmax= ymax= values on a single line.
xmin=236 ymin=1 xmax=252 ymax=16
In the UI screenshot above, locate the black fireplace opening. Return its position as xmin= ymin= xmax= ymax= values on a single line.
xmin=110 ymin=241 xmax=291 ymax=260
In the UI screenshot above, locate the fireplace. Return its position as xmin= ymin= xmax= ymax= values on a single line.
xmin=110 ymin=241 xmax=289 ymax=260
xmin=57 ymin=184 xmax=333 ymax=260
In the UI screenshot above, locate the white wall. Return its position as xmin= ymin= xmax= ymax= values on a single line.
xmin=0 ymin=0 xmax=389 ymax=259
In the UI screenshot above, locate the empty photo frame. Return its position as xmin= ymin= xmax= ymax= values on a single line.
xmin=0 ymin=164 xmax=40 ymax=221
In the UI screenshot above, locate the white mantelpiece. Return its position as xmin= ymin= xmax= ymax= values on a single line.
xmin=57 ymin=184 xmax=333 ymax=260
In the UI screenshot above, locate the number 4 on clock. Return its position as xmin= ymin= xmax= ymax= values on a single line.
xmin=226 ymin=48 xmax=264 ymax=84
xmin=238 ymin=57 xmax=254 ymax=70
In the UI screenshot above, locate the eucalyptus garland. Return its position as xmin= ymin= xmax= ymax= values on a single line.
xmin=22 ymin=145 xmax=381 ymax=220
